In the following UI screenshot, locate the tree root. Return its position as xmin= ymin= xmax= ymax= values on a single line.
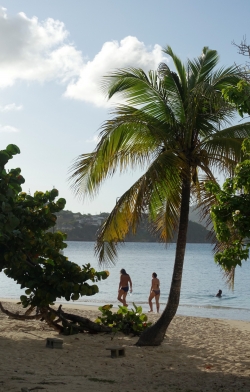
xmin=0 ymin=302 xmax=112 ymax=335
xmin=0 ymin=302 xmax=42 ymax=320
xmin=49 ymin=305 xmax=112 ymax=334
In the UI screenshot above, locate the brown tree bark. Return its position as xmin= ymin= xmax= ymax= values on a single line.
xmin=0 ymin=302 xmax=112 ymax=334
xmin=49 ymin=306 xmax=112 ymax=333
xmin=136 ymin=177 xmax=191 ymax=346
xmin=0 ymin=302 xmax=42 ymax=320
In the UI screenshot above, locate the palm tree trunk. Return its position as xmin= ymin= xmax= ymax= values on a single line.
xmin=136 ymin=177 xmax=191 ymax=346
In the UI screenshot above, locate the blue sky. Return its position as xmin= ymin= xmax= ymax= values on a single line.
xmin=1 ymin=1 xmax=250 ymax=213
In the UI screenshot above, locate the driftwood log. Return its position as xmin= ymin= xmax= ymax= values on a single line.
xmin=0 ymin=302 xmax=112 ymax=334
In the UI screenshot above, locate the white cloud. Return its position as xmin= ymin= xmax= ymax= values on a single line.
xmin=0 ymin=8 xmax=167 ymax=108
xmin=0 ymin=7 xmax=83 ymax=88
xmin=0 ymin=103 xmax=23 ymax=112
xmin=0 ymin=124 xmax=20 ymax=132
xmin=65 ymin=36 xmax=167 ymax=107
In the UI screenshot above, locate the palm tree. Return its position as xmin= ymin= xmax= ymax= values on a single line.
xmin=70 ymin=46 xmax=250 ymax=346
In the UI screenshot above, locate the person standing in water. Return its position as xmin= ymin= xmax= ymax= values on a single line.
xmin=216 ymin=289 xmax=222 ymax=297
xmin=148 ymin=272 xmax=160 ymax=313
xmin=118 ymin=269 xmax=132 ymax=307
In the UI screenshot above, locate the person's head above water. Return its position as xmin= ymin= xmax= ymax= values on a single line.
xmin=120 ymin=268 xmax=127 ymax=275
xmin=216 ymin=289 xmax=222 ymax=297
xmin=152 ymin=272 xmax=157 ymax=278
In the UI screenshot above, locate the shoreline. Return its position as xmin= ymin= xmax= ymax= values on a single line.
xmin=1 ymin=298 xmax=250 ymax=332
xmin=1 ymin=296 xmax=250 ymax=324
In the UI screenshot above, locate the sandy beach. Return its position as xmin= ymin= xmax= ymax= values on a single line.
xmin=0 ymin=300 xmax=250 ymax=392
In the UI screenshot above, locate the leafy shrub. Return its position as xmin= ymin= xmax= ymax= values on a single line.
xmin=0 ymin=144 xmax=109 ymax=308
xmin=205 ymin=138 xmax=250 ymax=272
xmin=95 ymin=303 xmax=152 ymax=335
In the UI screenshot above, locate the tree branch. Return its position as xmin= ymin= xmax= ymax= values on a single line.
xmin=0 ymin=302 xmax=42 ymax=320
xmin=49 ymin=305 xmax=112 ymax=333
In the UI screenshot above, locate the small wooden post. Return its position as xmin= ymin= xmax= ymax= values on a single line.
xmin=106 ymin=346 xmax=126 ymax=358
xmin=46 ymin=338 xmax=63 ymax=349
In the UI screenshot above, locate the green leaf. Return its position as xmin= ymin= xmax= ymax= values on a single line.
xmin=0 ymin=151 xmax=10 ymax=167
xmin=6 ymin=144 xmax=20 ymax=156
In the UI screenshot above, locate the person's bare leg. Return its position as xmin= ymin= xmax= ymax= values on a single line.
xmin=118 ymin=290 xmax=128 ymax=306
xmin=148 ymin=292 xmax=155 ymax=312
xmin=123 ymin=292 xmax=128 ymax=307
xmin=155 ymin=295 xmax=160 ymax=313
xmin=117 ymin=289 xmax=124 ymax=305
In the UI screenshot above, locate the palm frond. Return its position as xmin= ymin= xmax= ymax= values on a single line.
xmin=210 ymin=65 xmax=240 ymax=88
xmin=158 ymin=63 xmax=186 ymax=123
xmin=102 ymin=68 xmax=167 ymax=109
xmin=162 ymin=45 xmax=187 ymax=98
xmin=192 ymin=175 xmax=218 ymax=229
xmin=69 ymin=116 xmax=159 ymax=198
xmin=188 ymin=47 xmax=219 ymax=86
xmin=207 ymin=122 xmax=250 ymax=139
xmin=201 ymin=123 xmax=250 ymax=174
xmin=95 ymin=151 xmax=184 ymax=264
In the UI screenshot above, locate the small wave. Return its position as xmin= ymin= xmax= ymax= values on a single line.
xmin=178 ymin=303 xmax=250 ymax=312
xmin=185 ymin=295 xmax=238 ymax=300
xmin=73 ymin=298 xmax=250 ymax=312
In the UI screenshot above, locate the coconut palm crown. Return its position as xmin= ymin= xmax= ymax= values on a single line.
xmin=70 ymin=46 xmax=250 ymax=345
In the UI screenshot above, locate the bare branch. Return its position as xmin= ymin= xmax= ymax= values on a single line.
xmin=232 ymin=36 xmax=250 ymax=57
xmin=0 ymin=302 xmax=42 ymax=320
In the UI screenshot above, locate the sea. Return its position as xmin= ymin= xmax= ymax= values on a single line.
xmin=0 ymin=242 xmax=249 ymax=321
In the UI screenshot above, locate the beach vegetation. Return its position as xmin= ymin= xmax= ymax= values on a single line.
xmin=222 ymin=79 xmax=250 ymax=117
xmin=95 ymin=303 xmax=151 ymax=335
xmin=206 ymin=138 xmax=250 ymax=287
xmin=69 ymin=46 xmax=250 ymax=345
xmin=0 ymin=145 xmax=109 ymax=333
xmin=222 ymin=37 xmax=250 ymax=118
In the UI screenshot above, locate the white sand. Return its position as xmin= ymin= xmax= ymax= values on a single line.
xmin=0 ymin=300 xmax=250 ymax=391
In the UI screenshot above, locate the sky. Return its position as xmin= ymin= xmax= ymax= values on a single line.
xmin=1 ymin=0 xmax=250 ymax=214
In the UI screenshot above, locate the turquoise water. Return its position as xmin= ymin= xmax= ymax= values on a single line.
xmin=0 ymin=242 xmax=249 ymax=321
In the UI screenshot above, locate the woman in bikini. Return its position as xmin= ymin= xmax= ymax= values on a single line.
xmin=148 ymin=272 xmax=160 ymax=313
xmin=118 ymin=268 xmax=132 ymax=307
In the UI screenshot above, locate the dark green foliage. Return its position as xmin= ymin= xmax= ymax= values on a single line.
xmin=222 ymin=80 xmax=250 ymax=117
xmin=205 ymin=138 xmax=250 ymax=271
xmin=66 ymin=223 xmax=99 ymax=241
xmin=95 ymin=303 xmax=152 ymax=335
xmin=0 ymin=145 xmax=109 ymax=308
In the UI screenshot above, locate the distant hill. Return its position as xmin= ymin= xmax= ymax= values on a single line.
xmin=54 ymin=210 xmax=212 ymax=243
xmin=189 ymin=205 xmax=205 ymax=226
xmin=189 ymin=205 xmax=213 ymax=229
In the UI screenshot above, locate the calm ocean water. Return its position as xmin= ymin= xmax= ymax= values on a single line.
xmin=0 ymin=242 xmax=249 ymax=321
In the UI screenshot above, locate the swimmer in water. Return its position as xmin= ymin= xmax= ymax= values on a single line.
xmin=216 ymin=289 xmax=222 ymax=298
